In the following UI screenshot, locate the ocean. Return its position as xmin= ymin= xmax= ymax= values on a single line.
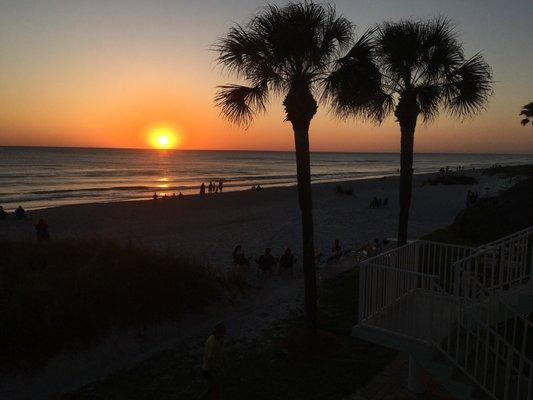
xmin=0 ymin=146 xmax=531 ymax=211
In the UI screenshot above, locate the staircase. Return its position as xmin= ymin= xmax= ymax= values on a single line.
xmin=353 ymin=227 xmax=533 ymax=399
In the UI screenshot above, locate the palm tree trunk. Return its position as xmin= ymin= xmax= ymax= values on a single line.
xmin=397 ymin=129 xmax=415 ymax=246
xmin=293 ymin=122 xmax=317 ymax=335
xmin=396 ymin=94 xmax=419 ymax=246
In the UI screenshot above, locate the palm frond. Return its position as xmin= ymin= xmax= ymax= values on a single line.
xmin=214 ymin=2 xmax=359 ymax=126
xmin=444 ymin=53 xmax=493 ymax=117
xmin=419 ymin=17 xmax=463 ymax=82
xmin=519 ymin=102 xmax=533 ymax=118
xmin=521 ymin=118 xmax=531 ymax=126
xmin=416 ymin=84 xmax=442 ymax=122
xmin=214 ymin=84 xmax=268 ymax=126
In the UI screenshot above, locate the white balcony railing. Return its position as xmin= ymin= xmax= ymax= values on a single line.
xmin=358 ymin=227 xmax=533 ymax=399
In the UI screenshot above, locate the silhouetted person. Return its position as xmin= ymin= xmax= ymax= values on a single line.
xmin=178 ymin=192 xmax=183 ymax=199
xmin=251 ymin=185 xmax=256 ymax=191
xmin=256 ymin=184 xmax=262 ymax=191
xmin=200 ymin=183 xmax=206 ymax=195
xmin=0 ymin=206 xmax=6 ymax=220
xmin=152 ymin=192 xmax=158 ymax=200
xmin=279 ymin=247 xmax=296 ymax=275
xmin=15 ymin=205 xmax=26 ymax=220
xmin=256 ymin=248 xmax=276 ymax=276
xmin=369 ymin=197 xmax=378 ymax=208
xmin=35 ymin=219 xmax=49 ymax=241
xmin=199 ymin=323 xmax=226 ymax=400
xmin=208 ymin=182 xmax=214 ymax=193
xmin=232 ymin=245 xmax=249 ymax=267
xmin=218 ymin=179 xmax=223 ymax=192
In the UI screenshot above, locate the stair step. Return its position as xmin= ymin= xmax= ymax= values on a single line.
xmin=352 ymin=325 xmax=434 ymax=360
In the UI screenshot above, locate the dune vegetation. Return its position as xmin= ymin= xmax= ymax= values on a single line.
xmin=0 ymin=240 xmax=223 ymax=372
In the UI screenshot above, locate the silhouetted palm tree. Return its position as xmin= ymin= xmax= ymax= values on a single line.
xmin=520 ymin=102 xmax=533 ymax=126
xmin=214 ymin=2 xmax=356 ymax=334
xmin=326 ymin=18 xmax=493 ymax=245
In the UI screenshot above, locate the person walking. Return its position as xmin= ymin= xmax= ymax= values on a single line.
xmin=199 ymin=323 xmax=226 ymax=400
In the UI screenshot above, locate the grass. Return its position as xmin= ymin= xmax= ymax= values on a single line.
xmin=0 ymin=239 xmax=228 ymax=373
xmin=62 ymin=269 xmax=395 ymax=400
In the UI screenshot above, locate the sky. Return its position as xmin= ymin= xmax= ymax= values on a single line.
xmin=0 ymin=0 xmax=532 ymax=153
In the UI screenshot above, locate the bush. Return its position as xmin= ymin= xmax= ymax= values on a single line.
xmin=0 ymin=240 xmax=220 ymax=372
xmin=450 ymin=177 xmax=533 ymax=243
xmin=424 ymin=177 xmax=533 ymax=245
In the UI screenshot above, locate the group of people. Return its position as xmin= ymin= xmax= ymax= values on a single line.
xmin=201 ymin=179 xmax=224 ymax=195
xmin=250 ymin=184 xmax=262 ymax=191
xmin=439 ymin=165 xmax=466 ymax=174
xmin=232 ymin=245 xmax=297 ymax=277
xmin=0 ymin=205 xmax=27 ymax=220
xmin=152 ymin=192 xmax=183 ymax=200
xmin=368 ymin=197 xmax=389 ymax=208
xmin=466 ymin=190 xmax=479 ymax=207
xmin=0 ymin=205 xmax=50 ymax=241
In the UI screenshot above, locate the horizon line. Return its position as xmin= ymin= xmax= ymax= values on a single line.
xmin=1 ymin=144 xmax=533 ymax=156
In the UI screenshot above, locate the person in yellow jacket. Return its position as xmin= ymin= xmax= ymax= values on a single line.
xmin=198 ymin=323 xmax=226 ymax=399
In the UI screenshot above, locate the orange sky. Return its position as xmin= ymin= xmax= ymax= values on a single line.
xmin=1 ymin=1 xmax=532 ymax=154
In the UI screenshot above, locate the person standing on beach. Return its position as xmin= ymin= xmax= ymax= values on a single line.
xmin=279 ymin=247 xmax=296 ymax=276
xmin=199 ymin=323 xmax=226 ymax=400
xmin=200 ymin=183 xmax=206 ymax=195
xmin=218 ymin=179 xmax=223 ymax=192
xmin=35 ymin=218 xmax=50 ymax=241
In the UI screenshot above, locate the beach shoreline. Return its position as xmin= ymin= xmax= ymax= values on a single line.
xmin=1 ymin=170 xmax=508 ymax=269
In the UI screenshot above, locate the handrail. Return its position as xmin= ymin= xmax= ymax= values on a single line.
xmin=357 ymin=225 xmax=533 ymax=399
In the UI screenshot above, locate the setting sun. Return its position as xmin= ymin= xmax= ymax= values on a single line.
xmin=148 ymin=125 xmax=180 ymax=149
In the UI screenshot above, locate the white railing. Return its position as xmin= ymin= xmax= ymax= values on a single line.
xmin=358 ymin=227 xmax=533 ymax=400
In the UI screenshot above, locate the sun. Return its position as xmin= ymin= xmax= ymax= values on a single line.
xmin=148 ymin=125 xmax=180 ymax=149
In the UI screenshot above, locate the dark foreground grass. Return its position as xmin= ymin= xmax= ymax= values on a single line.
xmin=62 ymin=269 xmax=395 ymax=400
xmin=0 ymin=240 xmax=224 ymax=373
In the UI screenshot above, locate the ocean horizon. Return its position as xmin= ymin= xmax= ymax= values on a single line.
xmin=1 ymin=146 xmax=532 ymax=211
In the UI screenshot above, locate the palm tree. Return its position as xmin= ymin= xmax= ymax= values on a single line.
xmin=326 ymin=18 xmax=493 ymax=245
xmin=520 ymin=102 xmax=533 ymax=126
xmin=214 ymin=2 xmax=355 ymax=334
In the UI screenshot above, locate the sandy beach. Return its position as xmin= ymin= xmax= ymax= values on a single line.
xmin=0 ymin=171 xmax=512 ymax=399
xmin=2 ymin=170 xmax=506 ymax=268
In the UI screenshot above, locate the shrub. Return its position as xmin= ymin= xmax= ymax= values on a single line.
xmin=449 ymin=177 xmax=533 ymax=243
xmin=0 ymin=240 xmax=220 ymax=372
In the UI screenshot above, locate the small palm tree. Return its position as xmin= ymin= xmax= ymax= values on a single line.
xmin=214 ymin=2 xmax=356 ymax=334
xmin=327 ymin=18 xmax=493 ymax=245
xmin=520 ymin=102 xmax=533 ymax=126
